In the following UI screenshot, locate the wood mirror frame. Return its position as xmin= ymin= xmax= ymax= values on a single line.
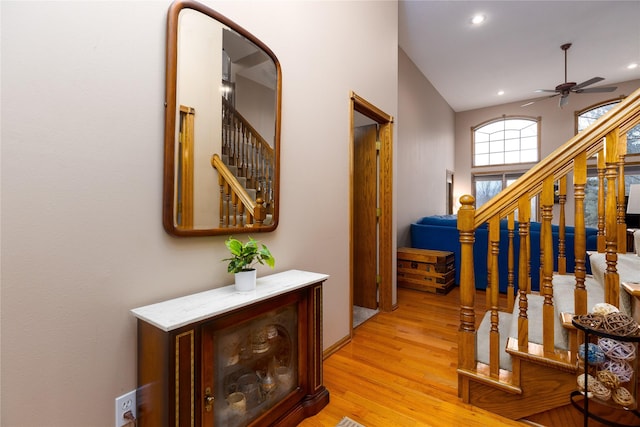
xmin=163 ymin=0 xmax=281 ymax=237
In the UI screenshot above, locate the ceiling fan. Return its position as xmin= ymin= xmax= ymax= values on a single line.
xmin=523 ymin=43 xmax=617 ymax=108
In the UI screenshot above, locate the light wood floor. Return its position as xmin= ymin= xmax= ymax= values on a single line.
xmin=299 ymin=287 xmax=622 ymax=427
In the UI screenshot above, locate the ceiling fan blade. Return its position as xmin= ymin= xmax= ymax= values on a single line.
xmin=521 ymin=93 xmax=559 ymax=107
xmin=573 ymin=76 xmax=604 ymax=90
xmin=575 ymin=86 xmax=618 ymax=93
xmin=534 ymin=89 xmax=559 ymax=93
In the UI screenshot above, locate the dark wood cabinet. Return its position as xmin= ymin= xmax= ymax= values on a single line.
xmin=132 ymin=270 xmax=329 ymax=426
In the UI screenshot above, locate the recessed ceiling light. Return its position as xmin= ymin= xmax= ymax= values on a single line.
xmin=497 ymin=90 xmax=505 ymax=96
xmin=628 ymin=63 xmax=638 ymax=70
xmin=471 ymin=14 xmax=486 ymax=25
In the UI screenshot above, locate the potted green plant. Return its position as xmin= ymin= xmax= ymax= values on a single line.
xmin=224 ymin=236 xmax=275 ymax=291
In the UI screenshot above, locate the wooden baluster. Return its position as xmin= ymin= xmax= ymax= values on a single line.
xmin=557 ymin=176 xmax=567 ymax=274
xmin=218 ymin=174 xmax=225 ymax=227
xmin=597 ymin=148 xmax=606 ymax=252
xmin=237 ymin=202 xmax=245 ymax=227
xmin=457 ymin=195 xmax=477 ymax=377
xmin=254 ymin=198 xmax=266 ymax=226
xmin=605 ymin=130 xmax=620 ymax=307
xmin=223 ymin=181 xmax=231 ymax=227
xmin=518 ymin=195 xmax=530 ymax=350
xmin=239 ymin=126 xmax=245 ymax=177
xmin=617 ymin=132 xmax=628 ymax=253
xmin=489 ymin=215 xmax=500 ymax=378
xmin=251 ymin=134 xmax=258 ymax=189
xmin=507 ymin=212 xmax=515 ymax=311
xmin=235 ymin=116 xmax=241 ymax=167
xmin=486 ymin=230 xmax=491 ymax=309
xmin=573 ymin=152 xmax=587 ymax=315
xmin=231 ymin=191 xmax=239 ymax=227
xmin=541 ymin=176 xmax=555 ymax=354
xmin=539 ymin=203 xmax=545 ymax=290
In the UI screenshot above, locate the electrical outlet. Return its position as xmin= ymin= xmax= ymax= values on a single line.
xmin=115 ymin=389 xmax=136 ymax=427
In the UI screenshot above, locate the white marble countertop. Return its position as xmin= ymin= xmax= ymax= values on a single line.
xmin=131 ymin=270 xmax=329 ymax=332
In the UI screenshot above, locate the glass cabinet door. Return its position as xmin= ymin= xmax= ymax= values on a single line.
xmin=212 ymin=303 xmax=298 ymax=426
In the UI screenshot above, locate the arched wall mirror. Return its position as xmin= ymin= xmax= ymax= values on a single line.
xmin=163 ymin=0 xmax=281 ymax=236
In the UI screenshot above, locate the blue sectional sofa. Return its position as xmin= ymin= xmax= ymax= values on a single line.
xmin=410 ymin=215 xmax=597 ymax=292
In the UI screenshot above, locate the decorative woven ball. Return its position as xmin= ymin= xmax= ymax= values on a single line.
xmin=596 ymin=370 xmax=620 ymax=390
xmin=612 ymin=386 xmax=635 ymax=407
xmin=573 ymin=313 xmax=604 ymax=330
xmin=591 ymin=381 xmax=612 ymax=401
xmin=598 ymin=337 xmax=637 ymax=361
xmin=602 ymin=312 xmax=640 ymax=337
xmin=602 ymin=359 xmax=634 ymax=383
xmin=576 ymin=373 xmax=596 ymax=392
xmin=578 ymin=342 xmax=606 ymax=365
xmin=592 ymin=302 xmax=619 ymax=316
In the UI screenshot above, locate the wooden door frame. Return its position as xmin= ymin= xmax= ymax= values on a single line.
xmin=349 ymin=92 xmax=394 ymax=330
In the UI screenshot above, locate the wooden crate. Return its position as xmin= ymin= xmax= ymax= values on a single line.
xmin=397 ymin=247 xmax=455 ymax=294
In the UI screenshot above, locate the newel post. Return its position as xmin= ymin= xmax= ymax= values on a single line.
xmin=458 ymin=195 xmax=476 ymax=374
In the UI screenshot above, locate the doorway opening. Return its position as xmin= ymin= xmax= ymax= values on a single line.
xmin=350 ymin=92 xmax=393 ymax=332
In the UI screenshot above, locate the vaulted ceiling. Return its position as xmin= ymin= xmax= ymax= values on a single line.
xmin=399 ymin=1 xmax=640 ymax=112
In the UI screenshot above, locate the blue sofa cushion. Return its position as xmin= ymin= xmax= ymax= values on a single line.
xmin=410 ymin=215 xmax=597 ymax=292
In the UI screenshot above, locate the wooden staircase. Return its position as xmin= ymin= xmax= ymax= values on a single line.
xmin=457 ymin=87 xmax=640 ymax=421
xmin=211 ymin=98 xmax=275 ymax=228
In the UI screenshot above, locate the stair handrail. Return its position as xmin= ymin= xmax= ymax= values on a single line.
xmin=211 ymin=153 xmax=266 ymax=226
xmin=473 ymin=88 xmax=640 ymax=227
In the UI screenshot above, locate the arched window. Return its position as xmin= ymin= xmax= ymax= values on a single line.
xmin=576 ymin=98 xmax=640 ymax=154
xmin=576 ymin=98 xmax=640 ymax=228
xmin=473 ymin=116 xmax=540 ymax=167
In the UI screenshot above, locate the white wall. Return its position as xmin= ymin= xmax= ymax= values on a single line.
xmin=397 ymin=48 xmax=455 ymax=247
xmin=454 ymin=79 xmax=640 ymax=224
xmin=0 ymin=1 xmax=398 ymax=424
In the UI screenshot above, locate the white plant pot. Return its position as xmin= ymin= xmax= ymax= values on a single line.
xmin=235 ymin=269 xmax=257 ymax=292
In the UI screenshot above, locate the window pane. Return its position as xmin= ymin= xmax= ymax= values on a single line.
xmin=521 ymin=124 xmax=537 ymax=137
xmin=490 ymin=130 xmax=504 ymax=142
xmin=505 ymin=151 xmax=520 ymax=163
xmin=490 ymin=140 xmax=504 ymax=153
xmin=521 ymin=148 xmax=538 ymax=162
xmin=475 ymin=154 xmax=489 ymax=166
xmin=475 ymin=131 xmax=489 ymax=143
xmin=476 ymin=141 xmax=489 ymax=154
xmin=504 ymin=138 xmax=520 ymax=151
xmin=482 ymin=121 xmax=504 ymax=134
xmin=521 ymin=136 xmax=537 ymax=150
xmin=475 ymin=179 xmax=503 ymax=207
xmin=627 ymin=124 xmax=640 ymax=155
xmin=504 ymin=129 xmax=520 ymax=140
xmin=489 ymin=152 xmax=504 ymax=165
xmin=584 ymin=177 xmax=600 ymax=228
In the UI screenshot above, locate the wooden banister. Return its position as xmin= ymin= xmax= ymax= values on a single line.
xmin=211 ymin=154 xmax=267 ymax=227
